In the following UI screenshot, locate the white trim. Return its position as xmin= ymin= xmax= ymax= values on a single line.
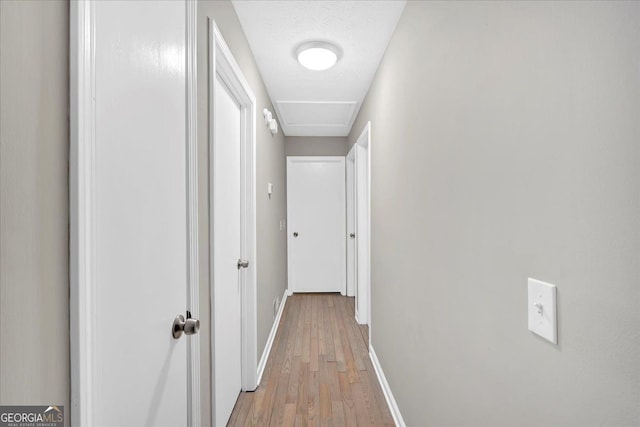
xmin=70 ymin=1 xmax=96 ymax=425
xmin=274 ymin=100 xmax=358 ymax=127
xmin=208 ymin=18 xmax=258 ymax=395
xmin=354 ymin=122 xmax=371 ymax=328
xmin=345 ymin=146 xmax=356 ymax=298
xmin=257 ymin=290 xmax=288 ymax=385
xmin=369 ymin=345 xmax=406 ymax=427
xmin=185 ymin=1 xmax=200 ymax=426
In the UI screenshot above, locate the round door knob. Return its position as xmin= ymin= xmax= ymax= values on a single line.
xmin=293 ymin=232 xmax=299 ymax=237
xmin=184 ymin=318 xmax=200 ymax=335
xmin=172 ymin=314 xmax=186 ymax=339
xmin=172 ymin=312 xmax=200 ymax=339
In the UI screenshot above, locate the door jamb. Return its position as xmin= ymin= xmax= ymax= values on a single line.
xmin=70 ymin=1 xmax=201 ymax=425
xmin=208 ymin=18 xmax=258 ymax=395
xmin=346 ymin=147 xmax=356 ymax=297
xmin=354 ymin=122 xmax=371 ymax=332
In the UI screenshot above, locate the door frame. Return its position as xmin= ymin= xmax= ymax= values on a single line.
xmin=286 ymin=156 xmax=347 ymax=296
xmin=354 ymin=122 xmax=371 ymax=328
xmin=69 ymin=1 xmax=201 ymax=425
xmin=208 ymin=18 xmax=258 ymax=394
xmin=346 ymin=147 xmax=356 ymax=297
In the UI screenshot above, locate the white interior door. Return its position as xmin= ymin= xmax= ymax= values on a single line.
xmin=212 ymin=76 xmax=243 ymax=427
xmin=209 ymin=19 xmax=258 ymax=426
xmin=346 ymin=148 xmax=356 ymax=297
xmin=71 ymin=1 xmax=198 ymax=426
xmin=287 ymin=157 xmax=346 ymax=294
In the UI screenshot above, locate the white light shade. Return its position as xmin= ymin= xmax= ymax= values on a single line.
xmin=296 ymin=41 xmax=340 ymax=71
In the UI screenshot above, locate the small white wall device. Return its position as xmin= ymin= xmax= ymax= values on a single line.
xmin=527 ymin=278 xmax=558 ymax=344
xmin=262 ymin=108 xmax=278 ymax=135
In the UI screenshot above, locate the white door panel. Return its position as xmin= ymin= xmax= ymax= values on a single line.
xmin=213 ymin=76 xmax=243 ymax=427
xmin=93 ymin=1 xmax=188 ymax=425
xmin=287 ymin=157 xmax=346 ymax=294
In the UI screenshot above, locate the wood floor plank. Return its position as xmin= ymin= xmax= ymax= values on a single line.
xmin=295 ymin=361 xmax=309 ymax=419
xmin=310 ymin=296 xmax=319 ymax=372
xmin=350 ymin=381 xmax=374 ymax=425
xmin=330 ymin=399 xmax=345 ymax=426
xmin=363 ymin=357 xmax=396 ymax=425
xmin=282 ymin=403 xmax=296 ymax=426
xmin=329 ymin=301 xmax=347 ymax=372
xmin=317 ymin=295 xmax=326 ymax=357
xmin=269 ymin=372 xmax=290 ymax=426
xmin=357 ymin=365 xmax=386 ymax=425
xmin=229 ymin=294 xmax=394 ymax=426
xmin=286 ymin=356 xmax=302 ymax=404
xmin=337 ymin=297 xmax=367 ymax=372
xmin=319 ymin=382 xmax=331 ymax=421
xmin=334 ymin=301 xmax=360 ymax=383
xmin=293 ymin=296 xmax=306 ymax=357
xmin=228 ymin=391 xmax=251 ymax=427
xmin=337 ymin=371 xmax=357 ymax=426
xmin=308 ymin=368 xmax=319 ymax=425
xmin=301 ymin=296 xmax=312 ymax=363
xmin=326 ymin=361 xmax=341 ymax=405
xmin=322 ymin=296 xmax=336 ymax=362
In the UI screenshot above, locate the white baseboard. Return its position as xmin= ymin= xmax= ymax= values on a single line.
xmin=257 ymin=289 xmax=288 ymax=385
xmin=369 ymin=345 xmax=406 ymax=427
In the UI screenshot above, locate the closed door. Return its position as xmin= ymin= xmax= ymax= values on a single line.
xmin=212 ymin=77 xmax=243 ymax=426
xmin=287 ymin=157 xmax=346 ymax=294
xmin=73 ymin=1 xmax=195 ymax=425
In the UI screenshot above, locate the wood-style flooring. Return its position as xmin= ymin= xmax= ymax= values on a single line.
xmin=228 ymin=293 xmax=394 ymax=426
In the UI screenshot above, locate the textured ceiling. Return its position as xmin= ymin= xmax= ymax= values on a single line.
xmin=232 ymin=0 xmax=406 ymax=137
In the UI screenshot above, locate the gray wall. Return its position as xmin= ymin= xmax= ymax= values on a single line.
xmin=349 ymin=1 xmax=640 ymax=425
xmin=285 ymin=136 xmax=348 ymax=156
xmin=0 ymin=0 xmax=70 ymax=422
xmin=197 ymin=1 xmax=288 ymax=424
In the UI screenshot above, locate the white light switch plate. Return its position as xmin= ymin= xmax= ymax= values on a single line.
xmin=528 ymin=278 xmax=557 ymax=344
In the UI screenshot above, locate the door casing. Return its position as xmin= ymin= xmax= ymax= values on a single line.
xmin=346 ymin=148 xmax=356 ymax=297
xmin=208 ymin=17 xmax=258 ymax=403
xmin=354 ymin=122 xmax=372 ymax=329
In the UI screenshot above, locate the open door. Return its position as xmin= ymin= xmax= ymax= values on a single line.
xmin=354 ymin=123 xmax=371 ymax=327
xmin=70 ymin=1 xmax=200 ymax=425
xmin=209 ymin=19 xmax=258 ymax=426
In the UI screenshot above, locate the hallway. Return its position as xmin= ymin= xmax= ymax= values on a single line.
xmin=228 ymin=294 xmax=392 ymax=426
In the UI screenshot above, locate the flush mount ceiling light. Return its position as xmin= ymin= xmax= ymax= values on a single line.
xmin=296 ymin=41 xmax=341 ymax=71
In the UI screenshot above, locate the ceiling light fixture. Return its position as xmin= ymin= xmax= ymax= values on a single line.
xmin=296 ymin=41 xmax=341 ymax=71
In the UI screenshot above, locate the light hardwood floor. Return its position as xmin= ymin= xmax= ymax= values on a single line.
xmin=228 ymin=293 xmax=394 ymax=426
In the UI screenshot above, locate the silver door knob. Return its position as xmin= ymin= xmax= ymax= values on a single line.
xmin=237 ymin=259 xmax=249 ymax=269
xmin=172 ymin=311 xmax=200 ymax=339
xmin=349 ymin=233 xmax=356 ymax=238
xmin=293 ymin=232 xmax=298 ymax=237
